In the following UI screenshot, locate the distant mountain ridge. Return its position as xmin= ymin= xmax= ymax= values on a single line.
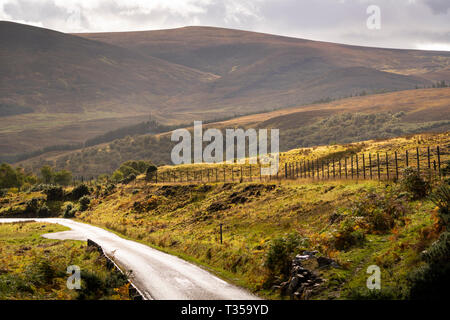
xmin=76 ymin=26 xmax=450 ymax=111
xmin=1 ymin=21 xmax=450 ymax=158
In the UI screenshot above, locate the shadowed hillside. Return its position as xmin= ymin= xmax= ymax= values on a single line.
xmin=1 ymin=22 xmax=450 ymax=160
xmin=14 ymin=88 xmax=450 ymax=177
xmin=0 ymin=21 xmax=213 ymax=114
xmin=78 ymin=26 xmax=450 ymax=111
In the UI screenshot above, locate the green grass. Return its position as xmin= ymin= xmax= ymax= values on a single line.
xmin=1 ymin=133 xmax=447 ymax=299
xmin=73 ymin=178 xmax=441 ymax=299
xmin=0 ymin=222 xmax=130 ymax=300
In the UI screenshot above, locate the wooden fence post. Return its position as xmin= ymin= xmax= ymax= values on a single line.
xmin=395 ymin=151 xmax=399 ymax=180
xmin=317 ymin=159 xmax=320 ymax=179
xmin=339 ymin=159 xmax=342 ymax=179
xmin=285 ymin=163 xmax=288 ymax=179
xmin=427 ymin=147 xmax=431 ymax=179
xmin=362 ymin=154 xmax=365 ymax=179
xmin=299 ymin=161 xmax=303 ymax=178
xmin=303 ymin=161 xmax=305 ymax=179
xmin=406 ymin=150 xmax=409 ymax=167
xmin=332 ymin=159 xmax=335 ymax=179
xmin=321 ymin=160 xmax=324 ymax=179
xmin=437 ymin=146 xmax=441 ymax=178
xmin=345 ymin=158 xmax=348 ymax=179
xmin=416 ymin=147 xmax=420 ymax=175
xmin=240 ymin=166 xmax=243 ymax=182
xmin=386 ymin=152 xmax=389 ymax=180
xmin=219 ymin=223 xmax=223 ymax=244
xmin=377 ymin=153 xmax=381 ymax=180
xmin=312 ymin=161 xmax=315 ymax=180
xmin=351 ymin=155 xmax=354 ymax=179
xmin=327 ymin=160 xmax=330 ymax=179
xmin=356 ymin=155 xmax=359 ymax=180
xmin=369 ymin=153 xmax=373 ymax=179
xmin=305 ymin=160 xmax=309 ymax=179
xmin=307 ymin=160 xmax=310 ymax=178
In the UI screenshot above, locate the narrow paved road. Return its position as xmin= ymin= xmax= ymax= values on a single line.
xmin=0 ymin=218 xmax=258 ymax=300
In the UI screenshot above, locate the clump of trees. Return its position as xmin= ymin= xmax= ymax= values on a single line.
xmin=279 ymin=111 xmax=449 ymax=151
xmin=432 ymin=80 xmax=448 ymax=88
xmin=40 ymin=165 xmax=72 ymax=186
xmin=0 ymin=163 xmax=37 ymax=189
xmin=111 ymin=160 xmax=155 ymax=183
xmin=0 ymin=163 xmax=76 ymax=191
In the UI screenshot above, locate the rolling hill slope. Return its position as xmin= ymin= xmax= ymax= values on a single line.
xmin=15 ymin=88 xmax=450 ymax=177
xmin=0 ymin=21 xmax=213 ymax=114
xmin=77 ymin=26 xmax=450 ymax=111
xmin=76 ymin=26 xmax=450 ymax=81
xmin=1 ymin=22 xmax=450 ymax=160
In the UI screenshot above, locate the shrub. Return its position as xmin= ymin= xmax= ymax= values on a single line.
xmin=53 ymin=170 xmax=72 ymax=186
xmin=70 ymin=184 xmax=90 ymax=200
xmin=25 ymin=258 xmax=56 ymax=286
xmin=40 ymin=166 xmax=53 ymax=184
xmin=103 ymin=183 xmax=116 ymax=196
xmin=30 ymin=184 xmax=52 ymax=192
xmin=79 ymin=196 xmax=90 ymax=212
xmin=331 ymin=216 xmax=365 ymax=250
xmin=37 ymin=205 xmax=50 ymax=217
xmin=44 ymin=186 xmax=65 ymax=201
xmin=0 ymin=163 xmax=20 ymax=188
xmin=400 ymin=167 xmax=430 ymax=199
xmin=111 ymin=170 xmax=123 ymax=182
xmin=0 ymin=188 xmax=7 ymax=197
xmin=429 ymin=183 xmax=450 ymax=226
xmin=350 ymin=190 xmax=409 ymax=233
xmin=25 ymin=198 xmax=41 ymax=214
xmin=365 ymin=209 xmax=395 ymax=232
xmin=442 ymin=160 xmax=450 ymax=177
xmin=118 ymin=165 xmax=139 ymax=177
xmin=409 ymin=232 xmax=450 ymax=299
xmin=76 ymin=269 xmax=128 ymax=300
xmin=63 ymin=203 xmax=76 ymax=218
xmin=145 ymin=165 xmax=157 ymax=181
xmin=265 ymin=233 xmax=308 ymax=280
xmin=122 ymin=173 xmax=136 ymax=184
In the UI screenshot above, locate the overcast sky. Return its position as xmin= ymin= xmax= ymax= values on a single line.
xmin=0 ymin=0 xmax=449 ymax=50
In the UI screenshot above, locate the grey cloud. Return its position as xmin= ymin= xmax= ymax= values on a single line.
xmin=0 ymin=0 xmax=449 ymax=50
xmin=424 ymin=0 xmax=450 ymax=15
xmin=3 ymin=0 xmax=69 ymax=23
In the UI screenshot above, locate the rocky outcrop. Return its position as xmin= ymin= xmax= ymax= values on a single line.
xmin=274 ymin=250 xmax=340 ymax=300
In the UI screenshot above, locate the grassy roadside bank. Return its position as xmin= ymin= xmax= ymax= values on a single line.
xmin=0 ymin=221 xmax=130 ymax=300
xmin=1 ymin=132 xmax=448 ymax=299
xmin=75 ymin=177 xmax=445 ymax=299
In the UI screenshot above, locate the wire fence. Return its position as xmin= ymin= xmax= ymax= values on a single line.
xmin=147 ymin=145 xmax=449 ymax=184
